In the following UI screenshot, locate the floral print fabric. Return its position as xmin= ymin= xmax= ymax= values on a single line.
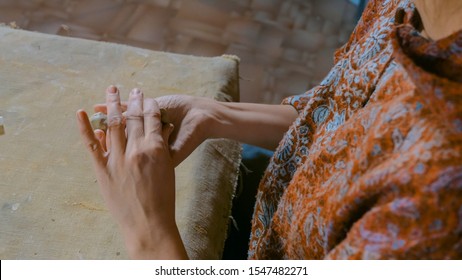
xmin=248 ymin=0 xmax=462 ymax=259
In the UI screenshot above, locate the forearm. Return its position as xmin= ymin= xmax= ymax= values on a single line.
xmin=209 ymin=101 xmax=298 ymax=150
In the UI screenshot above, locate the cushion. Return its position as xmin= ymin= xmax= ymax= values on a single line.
xmin=0 ymin=26 xmax=241 ymax=259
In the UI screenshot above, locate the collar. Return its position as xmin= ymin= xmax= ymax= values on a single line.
xmin=390 ymin=7 xmax=462 ymax=135
xmin=393 ymin=7 xmax=462 ymax=83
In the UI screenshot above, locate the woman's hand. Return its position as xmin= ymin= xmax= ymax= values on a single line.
xmin=154 ymin=95 xmax=216 ymax=166
xmin=77 ymin=86 xmax=188 ymax=259
xmin=94 ymin=94 xmax=298 ymax=166
xmin=94 ymin=95 xmax=217 ymax=167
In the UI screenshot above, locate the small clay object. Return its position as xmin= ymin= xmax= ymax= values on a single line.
xmin=89 ymin=112 xmax=108 ymax=131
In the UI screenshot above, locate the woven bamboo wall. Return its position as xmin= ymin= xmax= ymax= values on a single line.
xmin=0 ymin=0 xmax=358 ymax=103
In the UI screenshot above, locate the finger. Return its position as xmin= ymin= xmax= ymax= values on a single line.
xmin=169 ymin=130 xmax=203 ymax=167
xmin=170 ymin=139 xmax=189 ymax=167
xmin=143 ymin=98 xmax=163 ymax=140
xmin=94 ymin=129 xmax=107 ymax=152
xmin=76 ymin=110 xmax=106 ymax=169
xmin=106 ymin=128 xmax=111 ymax=152
xmin=94 ymin=101 xmax=127 ymax=114
xmin=162 ymin=123 xmax=175 ymax=150
xmin=126 ymin=88 xmax=144 ymax=145
xmin=106 ymin=85 xmax=126 ymax=155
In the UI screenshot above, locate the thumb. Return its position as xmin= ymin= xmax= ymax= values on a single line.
xmin=162 ymin=123 xmax=174 ymax=147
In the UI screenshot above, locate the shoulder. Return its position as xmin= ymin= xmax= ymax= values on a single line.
xmin=335 ymin=0 xmax=413 ymax=61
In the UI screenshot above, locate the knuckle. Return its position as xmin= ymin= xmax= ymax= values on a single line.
xmin=107 ymin=115 xmax=124 ymax=128
xmin=127 ymin=143 xmax=166 ymax=164
xmin=150 ymin=143 xmax=166 ymax=154
xmin=145 ymin=141 xmax=165 ymax=154
xmin=143 ymin=111 xmax=161 ymax=119
xmin=127 ymin=150 xmax=145 ymax=163
xmin=125 ymin=114 xmax=143 ymax=121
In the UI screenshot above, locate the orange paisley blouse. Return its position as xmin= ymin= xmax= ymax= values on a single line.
xmin=248 ymin=0 xmax=462 ymax=259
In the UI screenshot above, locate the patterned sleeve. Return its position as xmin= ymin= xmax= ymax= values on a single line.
xmin=325 ymin=169 xmax=462 ymax=259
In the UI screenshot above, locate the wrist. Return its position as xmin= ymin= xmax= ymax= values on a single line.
xmin=207 ymin=101 xmax=247 ymax=141
xmin=194 ymin=97 xmax=227 ymax=140
xmin=124 ymin=221 xmax=187 ymax=259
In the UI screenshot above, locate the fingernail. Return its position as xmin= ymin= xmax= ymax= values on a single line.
xmin=107 ymin=85 xmax=117 ymax=94
xmin=131 ymin=88 xmax=141 ymax=95
xmin=76 ymin=110 xmax=84 ymax=121
xmin=169 ymin=123 xmax=174 ymax=132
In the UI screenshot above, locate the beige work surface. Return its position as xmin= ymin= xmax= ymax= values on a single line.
xmin=0 ymin=27 xmax=241 ymax=259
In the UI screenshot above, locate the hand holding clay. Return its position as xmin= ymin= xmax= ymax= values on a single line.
xmin=76 ymin=86 xmax=188 ymax=259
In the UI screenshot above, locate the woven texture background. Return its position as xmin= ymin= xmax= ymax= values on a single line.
xmin=0 ymin=0 xmax=359 ymax=103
